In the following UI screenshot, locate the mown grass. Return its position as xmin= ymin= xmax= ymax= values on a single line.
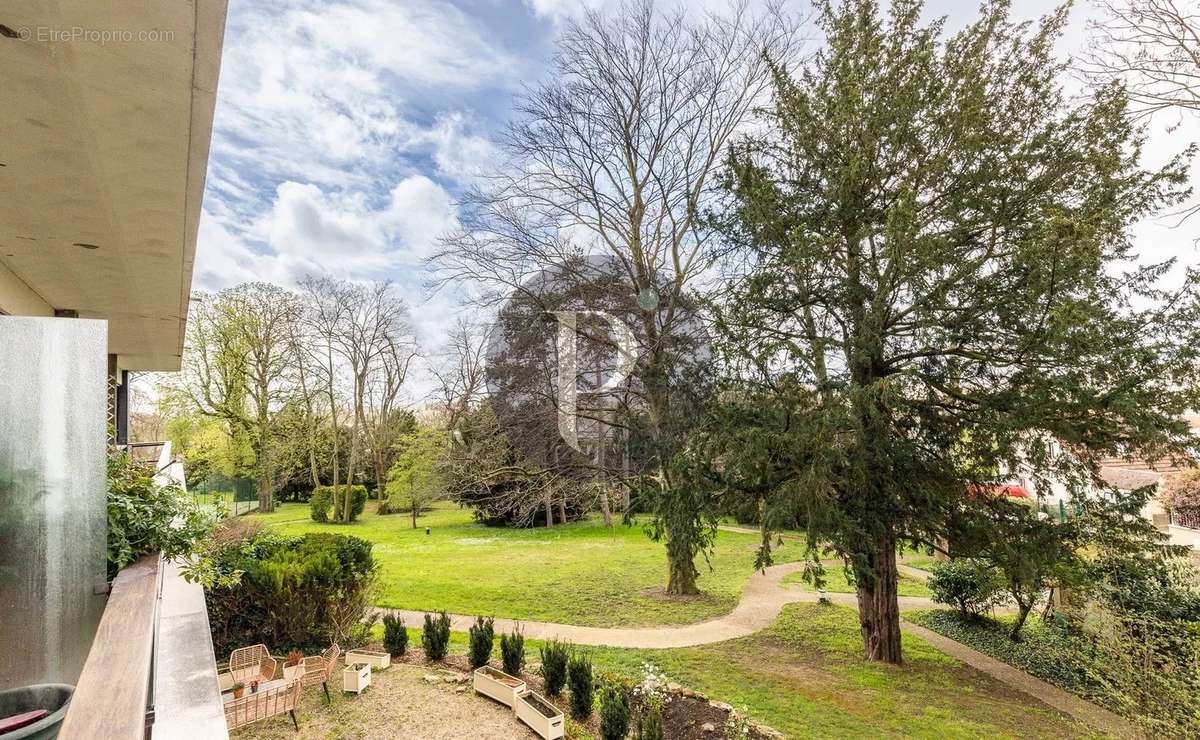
xmin=376 ymin=603 xmax=1091 ymax=739
xmin=783 ymin=564 xmax=932 ymax=598
xmin=249 ymin=502 xmax=806 ymax=628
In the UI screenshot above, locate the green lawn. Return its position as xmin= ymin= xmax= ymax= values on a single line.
xmin=380 ymin=603 xmax=1089 ymax=738
xmin=193 ymin=490 xmax=235 ymax=507
xmin=248 ymin=502 xmax=806 ymax=627
xmin=784 ymin=564 xmax=932 ymax=598
xmin=900 ymin=553 xmax=940 ymax=572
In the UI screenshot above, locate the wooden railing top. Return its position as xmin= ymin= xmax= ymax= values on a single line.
xmin=59 ymin=553 xmax=161 ymax=740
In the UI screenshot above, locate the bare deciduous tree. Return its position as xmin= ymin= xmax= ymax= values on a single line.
xmin=366 ymin=333 xmax=419 ymax=513
xmin=431 ymin=317 xmax=489 ymax=433
xmin=434 ymin=0 xmax=801 ymax=593
xmin=299 ymin=276 xmax=354 ymax=493
xmin=1082 ymin=0 xmax=1200 ymax=118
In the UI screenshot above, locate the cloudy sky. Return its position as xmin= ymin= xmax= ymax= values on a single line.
xmin=193 ymin=0 xmax=1200 ymax=380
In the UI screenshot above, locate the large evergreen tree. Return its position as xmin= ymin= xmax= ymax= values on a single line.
xmin=705 ymin=0 xmax=1199 ymax=663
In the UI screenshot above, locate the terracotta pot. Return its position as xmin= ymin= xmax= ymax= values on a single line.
xmin=232 ymin=687 xmax=245 ymax=699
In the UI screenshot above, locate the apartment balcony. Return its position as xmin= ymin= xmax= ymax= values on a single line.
xmin=0 ymin=0 xmax=228 ymax=736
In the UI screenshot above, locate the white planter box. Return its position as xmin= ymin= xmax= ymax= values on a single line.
xmin=515 ymin=690 xmax=565 ymax=740
xmin=343 ymin=662 xmax=371 ymax=694
xmin=472 ymin=666 xmax=526 ymax=707
xmin=345 ymin=649 xmax=391 ymax=670
xmin=216 ymin=671 xmax=234 ymax=692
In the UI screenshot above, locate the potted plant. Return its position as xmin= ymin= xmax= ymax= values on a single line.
xmin=515 ymin=690 xmax=565 ymax=740
xmin=345 ymin=648 xmax=391 ymax=670
xmin=283 ymin=650 xmax=305 ymax=681
xmin=472 ymin=665 xmax=526 ymax=708
xmin=249 ymin=680 xmax=259 ymax=694
xmin=231 ymin=682 xmax=245 ymax=700
xmin=342 ymin=662 xmax=371 ymax=694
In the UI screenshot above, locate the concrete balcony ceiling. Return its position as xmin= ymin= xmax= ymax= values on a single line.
xmin=0 ymin=0 xmax=227 ymax=371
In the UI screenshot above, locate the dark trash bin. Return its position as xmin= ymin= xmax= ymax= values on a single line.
xmin=0 ymin=684 xmax=73 ymax=739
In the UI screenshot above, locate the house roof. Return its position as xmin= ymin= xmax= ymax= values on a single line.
xmin=1098 ymin=466 xmax=1163 ymax=492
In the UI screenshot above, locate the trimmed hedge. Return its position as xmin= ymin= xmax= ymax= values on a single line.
xmin=310 ymin=487 xmax=333 ymax=522
xmin=203 ymin=528 xmax=377 ymax=656
xmin=310 ymin=484 xmax=368 ymax=523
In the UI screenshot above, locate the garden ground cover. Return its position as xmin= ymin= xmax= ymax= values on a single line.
xmin=249 ymin=502 xmax=807 ymax=628
xmin=365 ymin=603 xmax=1092 ymax=739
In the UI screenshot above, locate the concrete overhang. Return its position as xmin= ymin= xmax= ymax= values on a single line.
xmin=0 ymin=0 xmax=227 ymax=371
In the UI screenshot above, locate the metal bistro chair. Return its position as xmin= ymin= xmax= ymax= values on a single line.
xmin=229 ymin=643 xmax=278 ymax=686
xmin=301 ymin=643 xmax=341 ymax=701
xmin=224 ymin=678 xmax=302 ymax=732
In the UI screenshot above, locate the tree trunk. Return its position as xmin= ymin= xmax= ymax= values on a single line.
xmin=557 ymin=496 xmax=567 ymax=525
xmin=855 ymin=532 xmax=902 ymax=664
xmin=665 ymin=534 xmax=699 ymax=595
xmin=545 ymin=493 xmax=554 ymax=528
xmin=599 ymin=487 xmax=612 ymax=527
xmin=257 ymin=473 xmax=272 ymax=513
xmin=1010 ymin=593 xmax=1034 ymax=641
xmin=412 ymin=507 xmax=418 ymax=529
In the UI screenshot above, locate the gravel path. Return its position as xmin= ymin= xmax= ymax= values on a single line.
xmin=232 ymin=663 xmax=534 ymax=739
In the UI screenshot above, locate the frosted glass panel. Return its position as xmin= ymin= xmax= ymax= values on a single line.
xmin=0 ymin=317 xmax=108 ymax=689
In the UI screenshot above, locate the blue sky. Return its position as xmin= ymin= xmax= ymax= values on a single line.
xmin=193 ymin=0 xmax=1200 ymax=362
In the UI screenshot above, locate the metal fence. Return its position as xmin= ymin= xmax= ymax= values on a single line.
xmin=192 ymin=475 xmax=259 ymax=517
xmin=1169 ymin=508 xmax=1200 ymax=531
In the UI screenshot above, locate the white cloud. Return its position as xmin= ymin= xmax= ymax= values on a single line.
xmin=209 ymin=0 xmax=521 ymax=189
xmin=382 ymin=176 xmax=460 ymax=258
xmin=523 ymin=0 xmax=606 ymax=22
xmin=401 ymin=111 xmax=501 ymax=184
xmin=195 ymin=175 xmax=459 ymax=292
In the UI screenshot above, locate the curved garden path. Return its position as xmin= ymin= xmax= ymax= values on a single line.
xmin=381 ymin=560 xmax=815 ymax=650
xmin=377 ymin=556 xmax=1135 ymax=736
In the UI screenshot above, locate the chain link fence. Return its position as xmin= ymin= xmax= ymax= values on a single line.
xmin=192 ymin=475 xmax=259 ymax=517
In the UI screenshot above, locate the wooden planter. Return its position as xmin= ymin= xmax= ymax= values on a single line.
xmin=282 ymin=663 xmax=304 ymax=682
xmin=514 ymin=690 xmax=565 ymax=740
xmin=345 ymin=649 xmax=391 ymax=670
xmin=472 ymin=666 xmax=526 ymax=707
xmin=216 ymin=672 xmax=234 ymax=692
xmin=342 ymin=663 xmax=371 ymax=694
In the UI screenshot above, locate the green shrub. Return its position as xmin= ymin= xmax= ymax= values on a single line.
xmin=927 ymin=559 xmax=1004 ymax=619
xmin=468 ymin=616 xmax=495 ymax=669
xmin=106 ymin=450 xmax=215 ymax=579
xmin=637 ymin=701 xmax=665 ymax=740
xmin=567 ymin=651 xmax=594 ymax=720
xmin=309 ymin=486 xmax=333 ymax=522
xmin=423 ymin=611 xmax=451 ymax=661
xmin=328 ymin=484 xmax=368 ymax=522
xmin=202 ymin=528 xmax=377 ymax=656
xmin=383 ymin=613 xmax=408 ymax=656
xmin=539 ymin=640 xmax=570 ymax=696
xmin=500 ymin=628 xmax=525 ymax=676
xmin=599 ymin=682 xmax=631 ymax=740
